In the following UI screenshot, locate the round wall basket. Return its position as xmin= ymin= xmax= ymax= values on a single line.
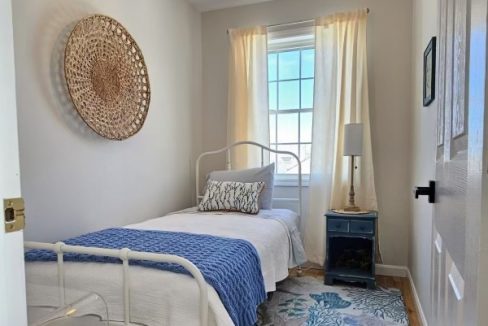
xmin=64 ymin=15 xmax=151 ymax=140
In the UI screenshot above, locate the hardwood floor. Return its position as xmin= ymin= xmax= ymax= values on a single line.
xmin=289 ymin=267 xmax=421 ymax=326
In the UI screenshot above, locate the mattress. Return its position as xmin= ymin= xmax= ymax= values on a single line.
xmin=26 ymin=208 xmax=302 ymax=326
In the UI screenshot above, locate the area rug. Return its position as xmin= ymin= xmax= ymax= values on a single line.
xmin=257 ymin=276 xmax=409 ymax=326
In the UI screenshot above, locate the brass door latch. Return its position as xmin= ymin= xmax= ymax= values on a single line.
xmin=3 ymin=198 xmax=25 ymax=233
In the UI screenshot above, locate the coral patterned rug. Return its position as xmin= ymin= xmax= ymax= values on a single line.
xmin=257 ymin=276 xmax=409 ymax=326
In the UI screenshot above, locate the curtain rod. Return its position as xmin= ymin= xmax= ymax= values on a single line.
xmin=227 ymin=8 xmax=370 ymax=34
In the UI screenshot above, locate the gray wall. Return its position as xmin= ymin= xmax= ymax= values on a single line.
xmin=13 ymin=0 xmax=202 ymax=242
xmin=201 ymin=0 xmax=413 ymax=266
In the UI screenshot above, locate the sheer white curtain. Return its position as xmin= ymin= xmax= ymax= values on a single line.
xmin=227 ymin=26 xmax=269 ymax=169
xmin=304 ymin=9 xmax=378 ymax=264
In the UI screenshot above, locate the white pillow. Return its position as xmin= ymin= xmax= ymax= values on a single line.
xmin=198 ymin=180 xmax=265 ymax=214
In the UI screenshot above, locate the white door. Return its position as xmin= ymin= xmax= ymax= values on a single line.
xmin=430 ymin=0 xmax=488 ymax=325
xmin=0 ymin=0 xmax=28 ymax=325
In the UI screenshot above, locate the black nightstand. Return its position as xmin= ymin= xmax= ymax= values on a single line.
xmin=324 ymin=210 xmax=378 ymax=289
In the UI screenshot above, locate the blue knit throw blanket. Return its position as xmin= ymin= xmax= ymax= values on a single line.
xmin=25 ymin=228 xmax=266 ymax=326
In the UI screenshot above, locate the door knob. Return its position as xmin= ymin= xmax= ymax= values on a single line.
xmin=414 ymin=181 xmax=436 ymax=203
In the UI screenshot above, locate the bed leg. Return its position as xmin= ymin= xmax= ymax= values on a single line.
xmin=297 ymin=265 xmax=303 ymax=277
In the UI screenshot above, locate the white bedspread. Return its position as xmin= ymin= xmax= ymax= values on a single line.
xmin=26 ymin=209 xmax=302 ymax=326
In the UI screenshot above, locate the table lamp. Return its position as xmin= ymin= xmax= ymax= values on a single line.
xmin=343 ymin=123 xmax=363 ymax=212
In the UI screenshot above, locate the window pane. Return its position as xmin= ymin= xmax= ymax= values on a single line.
xmin=277 ymin=144 xmax=299 ymax=174
xmin=270 ymin=113 xmax=276 ymax=143
xmin=301 ymin=49 xmax=315 ymax=78
xmin=268 ymin=82 xmax=277 ymax=110
xmin=278 ymin=51 xmax=300 ymax=80
xmin=300 ymin=112 xmax=313 ymax=143
xmin=301 ymin=79 xmax=314 ymax=109
xmin=277 ymin=113 xmax=298 ymax=143
xmin=278 ymin=80 xmax=299 ymax=110
xmin=300 ymin=144 xmax=312 ymax=174
xmin=268 ymin=53 xmax=277 ymax=82
xmin=268 ymin=47 xmax=315 ymax=178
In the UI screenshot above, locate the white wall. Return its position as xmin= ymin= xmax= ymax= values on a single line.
xmin=13 ymin=0 xmax=202 ymax=242
xmin=409 ymin=0 xmax=438 ymax=322
xmin=201 ymin=0 xmax=412 ymax=266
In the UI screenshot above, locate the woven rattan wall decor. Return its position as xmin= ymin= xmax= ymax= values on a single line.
xmin=64 ymin=15 xmax=151 ymax=140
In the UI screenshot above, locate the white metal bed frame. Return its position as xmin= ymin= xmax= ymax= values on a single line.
xmin=25 ymin=141 xmax=302 ymax=326
xmin=24 ymin=241 xmax=209 ymax=326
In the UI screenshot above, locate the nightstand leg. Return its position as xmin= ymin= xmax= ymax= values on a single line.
xmin=366 ymin=280 xmax=376 ymax=289
xmin=324 ymin=275 xmax=333 ymax=285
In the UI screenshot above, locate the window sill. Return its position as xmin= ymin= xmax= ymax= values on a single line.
xmin=274 ymin=175 xmax=310 ymax=187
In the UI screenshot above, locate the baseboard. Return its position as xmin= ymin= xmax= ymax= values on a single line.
xmin=406 ymin=268 xmax=428 ymax=326
xmin=375 ymin=264 xmax=408 ymax=277
xmin=375 ymin=264 xmax=428 ymax=326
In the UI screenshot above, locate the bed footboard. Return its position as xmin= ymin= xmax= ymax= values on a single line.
xmin=24 ymin=241 xmax=209 ymax=326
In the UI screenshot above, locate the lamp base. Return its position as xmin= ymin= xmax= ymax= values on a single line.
xmin=343 ymin=205 xmax=362 ymax=212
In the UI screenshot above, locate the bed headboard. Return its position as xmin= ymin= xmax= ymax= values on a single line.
xmin=195 ymin=141 xmax=303 ymax=218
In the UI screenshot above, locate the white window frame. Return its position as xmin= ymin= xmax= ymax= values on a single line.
xmin=267 ymin=22 xmax=315 ymax=187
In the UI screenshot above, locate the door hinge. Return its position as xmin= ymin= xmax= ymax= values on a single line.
xmin=3 ymin=198 xmax=25 ymax=233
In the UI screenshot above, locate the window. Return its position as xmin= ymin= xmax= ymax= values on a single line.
xmin=268 ymin=26 xmax=315 ymax=179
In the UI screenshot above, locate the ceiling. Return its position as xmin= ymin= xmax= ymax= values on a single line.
xmin=188 ymin=0 xmax=273 ymax=12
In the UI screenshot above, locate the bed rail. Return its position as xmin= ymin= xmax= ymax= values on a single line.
xmin=24 ymin=241 xmax=209 ymax=326
xmin=195 ymin=141 xmax=303 ymax=218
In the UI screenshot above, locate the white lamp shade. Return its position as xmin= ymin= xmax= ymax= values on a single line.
xmin=343 ymin=123 xmax=363 ymax=156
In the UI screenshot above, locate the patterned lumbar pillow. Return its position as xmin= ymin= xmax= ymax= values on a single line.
xmin=198 ymin=180 xmax=265 ymax=214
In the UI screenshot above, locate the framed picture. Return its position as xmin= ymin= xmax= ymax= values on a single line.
xmin=423 ymin=37 xmax=436 ymax=106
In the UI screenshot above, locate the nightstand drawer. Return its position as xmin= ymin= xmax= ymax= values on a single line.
xmin=350 ymin=220 xmax=374 ymax=234
xmin=327 ymin=219 xmax=349 ymax=232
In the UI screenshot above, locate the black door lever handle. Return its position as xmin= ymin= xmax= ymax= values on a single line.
xmin=414 ymin=181 xmax=436 ymax=203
